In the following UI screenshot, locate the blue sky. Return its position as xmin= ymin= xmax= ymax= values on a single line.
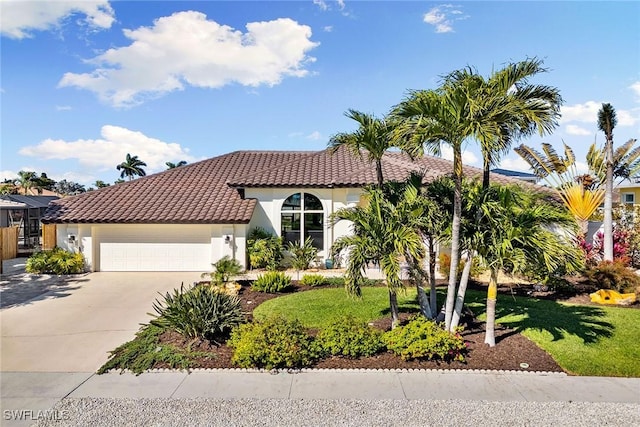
xmin=1 ymin=0 xmax=639 ymax=186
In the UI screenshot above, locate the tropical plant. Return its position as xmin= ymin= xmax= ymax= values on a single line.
xmin=54 ymin=179 xmax=86 ymax=196
xmin=97 ymin=324 xmax=212 ymax=375
xmin=328 ymin=109 xmax=396 ymax=187
xmin=94 ymin=180 xmax=110 ymax=188
xmin=472 ymin=184 xmax=584 ymax=346
xmin=584 ymin=260 xmax=640 ymax=294
xmin=382 ymin=316 xmax=466 ymax=361
xmin=149 ymin=283 xmax=244 ymax=343
xmin=166 ymin=160 xmax=188 ymax=169
xmin=299 ymin=273 xmax=326 ymax=287
xmin=116 ymin=153 xmax=147 ymax=181
xmin=251 ymin=271 xmax=292 ymax=293
xmin=315 ymin=315 xmax=385 ymax=358
xmin=228 ymin=316 xmax=319 ymax=369
xmin=515 ymin=142 xmax=604 ymax=234
xmin=201 ymin=256 xmax=244 ymax=285
xmin=247 ymin=227 xmax=283 ymax=270
xmin=16 ymin=171 xmax=38 ymax=195
xmin=331 ymin=185 xmax=425 ymax=329
xmin=25 ymin=248 xmax=85 ymax=274
xmin=287 ymin=236 xmax=318 ymax=273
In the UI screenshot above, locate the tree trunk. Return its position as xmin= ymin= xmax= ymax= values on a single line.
xmin=451 ymin=251 xmax=473 ymax=331
xmin=603 ymin=138 xmax=614 ymax=261
xmin=376 ymin=159 xmax=384 ymax=188
xmin=416 ymin=284 xmax=432 ymax=319
xmin=389 ymin=290 xmax=400 ymax=329
xmin=428 ymin=236 xmax=438 ymax=318
xmin=444 ymin=149 xmax=463 ymax=331
xmin=484 ymin=268 xmax=499 ymax=347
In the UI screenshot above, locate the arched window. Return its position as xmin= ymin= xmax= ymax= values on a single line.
xmin=281 ymin=192 xmax=324 ymax=250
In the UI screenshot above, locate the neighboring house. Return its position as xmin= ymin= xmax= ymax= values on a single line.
xmin=615 ymin=178 xmax=640 ymax=209
xmin=42 ymin=148 xmax=537 ymax=272
xmin=0 ymin=195 xmax=59 ymax=247
xmin=490 ymin=168 xmax=538 ymax=184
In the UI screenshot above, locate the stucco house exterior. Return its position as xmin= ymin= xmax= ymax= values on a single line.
xmin=42 ymin=148 xmax=531 ymax=272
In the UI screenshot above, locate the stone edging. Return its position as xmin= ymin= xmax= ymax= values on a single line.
xmin=105 ymin=368 xmax=567 ymax=376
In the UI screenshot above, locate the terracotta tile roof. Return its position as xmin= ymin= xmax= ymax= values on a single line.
xmin=43 ymin=149 xmax=544 ymax=224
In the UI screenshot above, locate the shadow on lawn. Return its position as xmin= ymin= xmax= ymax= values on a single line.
xmin=486 ymin=294 xmax=614 ymax=344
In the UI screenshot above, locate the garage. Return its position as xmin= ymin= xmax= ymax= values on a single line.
xmin=95 ymin=225 xmax=212 ymax=272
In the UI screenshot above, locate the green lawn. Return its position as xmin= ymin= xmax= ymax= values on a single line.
xmin=253 ymin=287 xmax=640 ymax=377
xmin=253 ymin=287 xmax=419 ymax=329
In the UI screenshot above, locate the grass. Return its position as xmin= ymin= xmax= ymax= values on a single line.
xmin=252 ymin=287 xmax=419 ymax=329
xmin=253 ymin=286 xmax=640 ymax=377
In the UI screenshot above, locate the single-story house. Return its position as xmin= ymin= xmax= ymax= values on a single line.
xmin=42 ymin=148 xmax=534 ymax=272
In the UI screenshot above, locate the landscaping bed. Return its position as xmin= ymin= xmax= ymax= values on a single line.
xmin=107 ymin=281 xmax=567 ymax=374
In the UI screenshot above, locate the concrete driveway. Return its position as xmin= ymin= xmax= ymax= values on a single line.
xmin=1 ymin=271 xmax=202 ymax=372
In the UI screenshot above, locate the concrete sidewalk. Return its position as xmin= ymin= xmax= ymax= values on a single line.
xmin=1 ymin=370 xmax=639 ymax=426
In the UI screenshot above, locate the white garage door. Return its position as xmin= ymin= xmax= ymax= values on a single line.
xmin=97 ymin=225 xmax=212 ymax=272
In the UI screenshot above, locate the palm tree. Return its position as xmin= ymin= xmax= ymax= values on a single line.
xmin=473 ymin=184 xmax=583 ymax=346
xmin=329 ymin=109 xmax=395 ymax=187
xmin=392 ymin=86 xmax=469 ymax=332
xmin=331 ymin=185 xmax=425 ymax=329
xmin=166 ymin=160 xmax=187 ymax=169
xmin=16 ymin=171 xmax=38 ymax=195
xmin=598 ymin=104 xmax=617 ymax=262
xmin=116 ymin=153 xmax=147 ymax=181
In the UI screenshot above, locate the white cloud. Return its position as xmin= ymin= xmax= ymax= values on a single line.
xmin=18 ymin=125 xmax=196 ymax=174
xmin=560 ymin=101 xmax=600 ymax=124
xmin=323 ymin=25 xmax=333 ymax=32
xmin=440 ymin=145 xmax=479 ymax=165
xmin=630 ymin=81 xmax=640 ymax=99
xmin=55 ymin=105 xmax=72 ymax=111
xmin=561 ymin=101 xmax=638 ymax=127
xmin=58 ymin=12 xmax=319 ymax=108
xmin=306 ymin=131 xmax=322 ymax=140
xmin=423 ymin=5 xmax=467 ymax=34
xmin=313 ymin=0 xmax=329 ymax=11
xmin=1 ymin=0 xmax=114 ymax=39
xmin=1 ymin=170 xmax=18 ymax=182
xmin=618 ymin=109 xmax=640 ymax=127
xmin=566 ymin=124 xmax=592 ymax=136
xmin=498 ymin=156 xmax=534 ymax=173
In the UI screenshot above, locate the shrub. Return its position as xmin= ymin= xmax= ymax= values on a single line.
xmin=300 ymin=274 xmax=326 ymax=287
xmin=383 ymin=316 xmax=467 ymax=362
xmin=316 ymin=316 xmax=385 ymax=358
xmin=228 ymin=316 xmax=319 ymax=369
xmin=247 ymin=227 xmax=283 ymax=270
xmin=97 ymin=324 xmax=212 ymax=375
xmin=25 ymin=248 xmax=84 ymax=274
xmin=251 ymin=271 xmax=292 ymax=293
xmin=201 ymin=256 xmax=243 ymax=285
xmin=288 ymin=237 xmax=318 ymax=271
xmin=149 ymin=283 xmax=245 ymax=342
xmin=438 ymin=252 xmax=484 ymax=279
xmin=585 ymin=261 xmax=640 ymax=294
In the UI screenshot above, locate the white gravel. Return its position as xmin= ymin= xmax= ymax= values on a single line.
xmin=36 ymin=398 xmax=640 ymax=427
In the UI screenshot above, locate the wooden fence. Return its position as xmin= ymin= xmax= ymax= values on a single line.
xmin=1 ymin=226 xmax=19 ymax=260
xmin=42 ymin=224 xmax=57 ymax=250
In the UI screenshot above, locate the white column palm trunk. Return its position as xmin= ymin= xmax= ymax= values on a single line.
xmin=451 ymin=251 xmax=473 ymax=330
xmin=603 ymin=139 xmax=614 ymax=261
xmin=445 ymin=155 xmax=463 ymax=331
xmin=484 ymin=268 xmax=499 ymax=347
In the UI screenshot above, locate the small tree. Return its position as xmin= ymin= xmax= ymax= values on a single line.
xmin=288 ymin=237 xmax=318 ymax=278
xmin=247 ymin=227 xmax=283 ymax=271
xmin=201 ymin=256 xmax=244 ymax=285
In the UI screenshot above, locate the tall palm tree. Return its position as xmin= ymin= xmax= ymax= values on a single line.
xmin=329 ymin=109 xmax=395 ymax=187
xmin=331 ymin=185 xmax=425 ymax=329
xmin=116 ymin=153 xmax=147 ymax=181
xmin=166 ymin=160 xmax=187 ymax=169
xmin=598 ymin=103 xmax=617 ymax=262
xmin=392 ymin=86 xmax=469 ymax=332
xmin=474 ymin=184 xmax=583 ymax=346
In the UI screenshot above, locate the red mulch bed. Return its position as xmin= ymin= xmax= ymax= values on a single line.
xmin=151 ymin=280 xmax=599 ymax=373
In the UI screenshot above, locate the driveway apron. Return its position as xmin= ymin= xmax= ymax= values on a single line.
xmin=1 ymin=272 xmax=202 ymax=372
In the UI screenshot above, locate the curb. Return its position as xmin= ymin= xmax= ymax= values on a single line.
xmin=103 ymin=368 xmax=567 ymax=376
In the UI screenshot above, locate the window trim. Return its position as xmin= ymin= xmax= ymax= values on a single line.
xmin=280 ymin=192 xmax=325 ymax=251
xmin=623 ymin=193 xmax=635 ymax=205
